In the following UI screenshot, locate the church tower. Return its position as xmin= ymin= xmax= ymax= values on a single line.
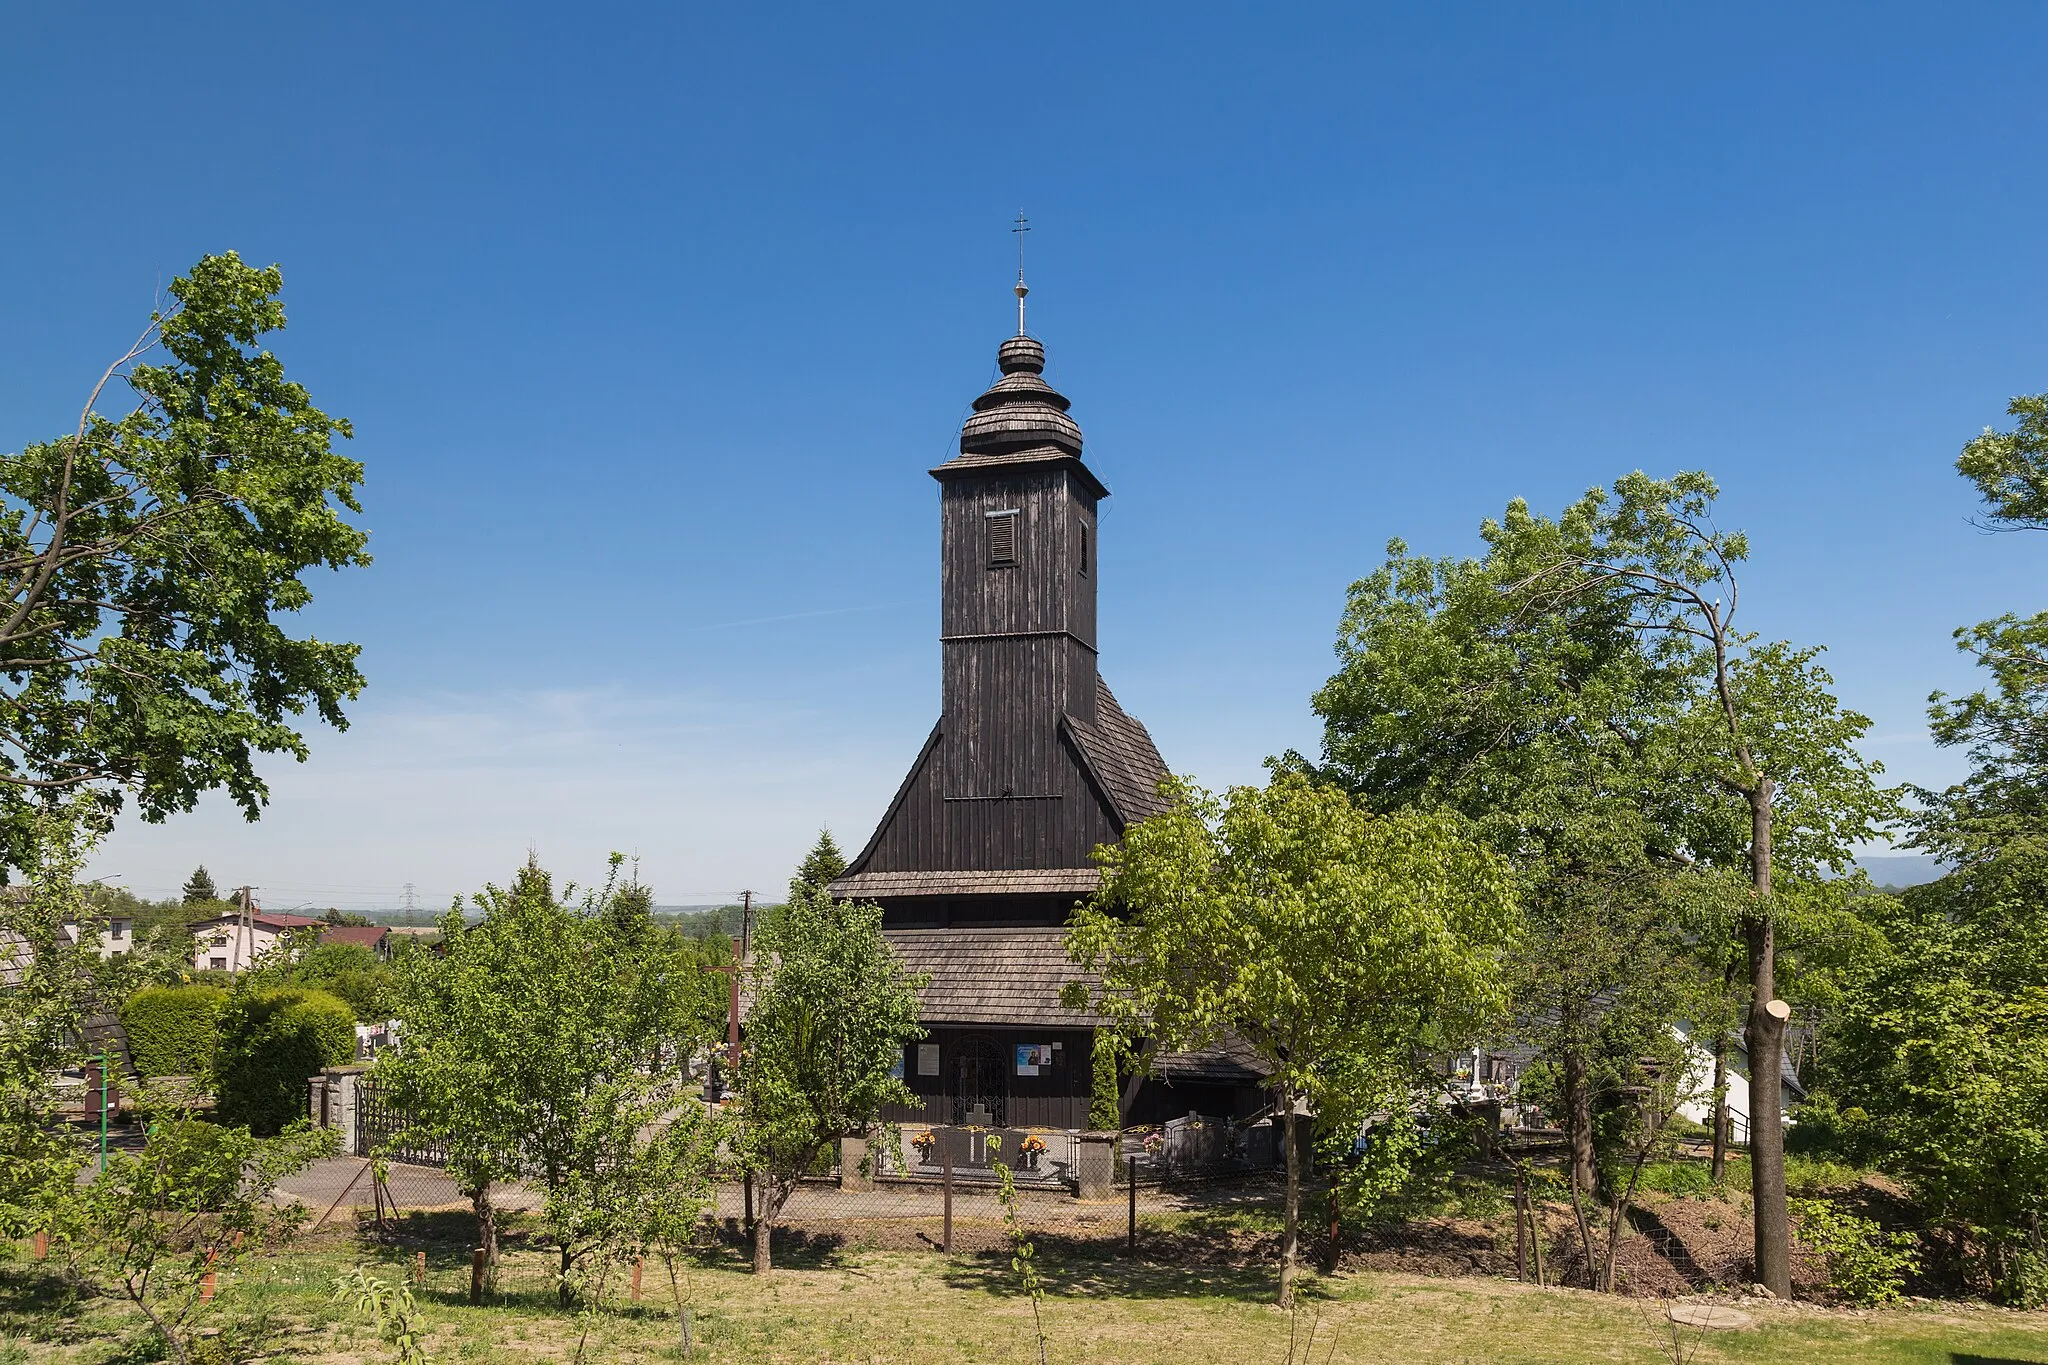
xmin=831 ymin=324 xmax=1170 ymax=927
xmin=824 ymin=288 xmax=1272 ymax=1136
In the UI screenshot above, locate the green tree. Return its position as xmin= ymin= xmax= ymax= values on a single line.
xmin=1825 ymin=391 xmax=2048 ymax=1302
xmin=256 ymin=938 xmax=398 ymax=1023
xmin=1066 ymin=772 xmax=1519 ymax=1306
xmin=1498 ymin=471 xmax=1895 ymax=1295
xmin=0 ymin=252 xmax=369 ymax=870
xmin=180 ymin=866 xmax=217 ymax=904
xmin=791 ymin=829 xmax=846 ymax=895
xmin=379 ymin=855 xmax=716 ymax=1295
xmin=1958 ymin=391 xmax=2048 ymax=532
xmin=1306 ymin=518 xmax=1722 ymax=1221
xmin=53 ymin=1115 xmax=331 ymax=1364
xmin=1828 ymin=871 xmax=2048 ymax=1301
xmin=733 ymin=848 xmax=924 ymax=1275
xmin=0 ymin=801 xmax=111 ymax=1245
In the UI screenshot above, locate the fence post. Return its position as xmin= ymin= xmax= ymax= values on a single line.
xmin=743 ymin=1171 xmax=754 ymax=1230
xmin=1325 ymin=1186 xmax=1340 ymax=1272
xmin=1514 ymin=1170 xmax=1528 ymax=1282
xmin=942 ymin=1146 xmax=954 ymax=1254
xmin=470 ymin=1247 xmax=486 ymax=1305
xmin=1127 ymin=1156 xmax=1137 ymax=1254
xmin=31 ymin=1230 xmax=46 ymax=1261
xmin=200 ymin=1248 xmax=218 ymax=1302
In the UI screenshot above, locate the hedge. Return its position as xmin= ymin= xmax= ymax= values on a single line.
xmin=120 ymin=985 xmax=228 ymax=1079
xmin=213 ymin=987 xmax=357 ymax=1135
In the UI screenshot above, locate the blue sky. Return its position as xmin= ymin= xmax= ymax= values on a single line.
xmin=4 ymin=5 xmax=2043 ymax=909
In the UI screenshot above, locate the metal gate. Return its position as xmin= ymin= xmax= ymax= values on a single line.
xmin=948 ymin=1033 xmax=1008 ymax=1127
xmin=355 ymin=1079 xmax=449 ymax=1167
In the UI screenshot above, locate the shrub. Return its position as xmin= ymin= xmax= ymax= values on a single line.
xmin=1786 ymin=1093 xmax=1877 ymax=1162
xmin=213 ymin=987 xmax=356 ymax=1135
xmin=1631 ymin=1159 xmax=1715 ymax=1196
xmin=285 ymin=941 xmax=397 ymax=1023
xmin=1791 ymin=1197 xmax=1919 ymax=1305
xmin=120 ymin=985 xmax=228 ymax=1078
xmin=1785 ymin=1154 xmax=1864 ymax=1197
xmin=1089 ymin=1032 xmax=1120 ymax=1130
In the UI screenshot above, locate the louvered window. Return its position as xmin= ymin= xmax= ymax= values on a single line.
xmin=987 ymin=509 xmax=1019 ymax=566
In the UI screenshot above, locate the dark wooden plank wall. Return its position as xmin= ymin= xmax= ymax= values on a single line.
xmin=880 ymin=1026 xmax=1096 ymax=1131
xmin=860 ymin=723 xmax=1121 ymax=874
xmin=939 ymin=467 xmax=1097 ymax=657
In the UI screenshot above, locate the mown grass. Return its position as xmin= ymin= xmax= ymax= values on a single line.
xmin=5 ymin=1222 xmax=2047 ymax=1364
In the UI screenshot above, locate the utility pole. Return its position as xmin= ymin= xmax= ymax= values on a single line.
xmin=236 ymin=885 xmax=256 ymax=973
xmin=700 ymin=890 xmax=755 ymax=1100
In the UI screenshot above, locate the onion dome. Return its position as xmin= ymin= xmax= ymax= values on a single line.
xmin=958 ymin=336 xmax=1084 ymax=457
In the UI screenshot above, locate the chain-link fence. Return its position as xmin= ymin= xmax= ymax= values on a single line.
xmin=283 ymin=1153 xmax=1291 ymax=1262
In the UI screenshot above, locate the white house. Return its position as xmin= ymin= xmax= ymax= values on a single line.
xmin=59 ymin=914 xmax=137 ymax=958
xmin=190 ymin=911 xmax=323 ymax=973
xmin=1673 ymin=1021 xmax=1804 ymax=1143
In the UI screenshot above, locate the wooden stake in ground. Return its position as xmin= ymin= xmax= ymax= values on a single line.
xmin=1514 ymin=1170 xmax=1529 ymax=1283
xmin=470 ymin=1247 xmax=486 ymax=1306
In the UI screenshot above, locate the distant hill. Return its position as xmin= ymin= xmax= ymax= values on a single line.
xmin=1855 ymin=855 xmax=1950 ymax=889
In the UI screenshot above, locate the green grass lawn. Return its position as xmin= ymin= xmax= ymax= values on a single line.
xmin=6 ymin=1223 xmax=2048 ymax=1364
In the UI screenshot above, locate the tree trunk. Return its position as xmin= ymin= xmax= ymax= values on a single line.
xmin=1744 ymin=777 xmax=1791 ymax=1298
xmin=125 ymin=1280 xmax=187 ymax=1365
xmin=560 ymin=1244 xmax=574 ymax=1308
xmin=1709 ymin=1034 xmax=1729 ymax=1184
xmin=1279 ymin=1096 xmax=1300 ymax=1308
xmin=472 ymin=1186 xmax=499 ymax=1291
xmin=1562 ymin=1048 xmax=1597 ymax=1198
xmin=752 ymin=1181 xmax=782 ymax=1275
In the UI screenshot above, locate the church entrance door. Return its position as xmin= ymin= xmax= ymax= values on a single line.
xmin=949 ymin=1033 xmax=1008 ymax=1127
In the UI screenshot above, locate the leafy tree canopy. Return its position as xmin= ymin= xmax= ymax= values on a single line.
xmin=736 ymin=858 xmax=924 ymax=1274
xmin=1067 ymin=771 xmax=1518 ymax=1303
xmin=1958 ymin=392 xmax=2048 ymax=533
xmin=378 ymin=854 xmax=720 ymax=1285
xmin=0 ymin=252 xmax=369 ymax=870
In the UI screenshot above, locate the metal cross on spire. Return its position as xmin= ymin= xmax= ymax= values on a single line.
xmin=1012 ymin=211 xmax=1031 ymax=335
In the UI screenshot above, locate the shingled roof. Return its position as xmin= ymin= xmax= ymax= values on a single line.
xmin=1064 ymin=678 xmax=1173 ymax=828
xmin=836 ymin=869 xmax=1101 ymax=900
xmin=885 ymin=927 xmax=1106 ymax=1027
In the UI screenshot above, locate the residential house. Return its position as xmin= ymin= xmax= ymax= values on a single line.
xmin=60 ymin=913 xmax=137 ymax=957
xmin=190 ymin=911 xmax=322 ymax=973
xmin=318 ymin=923 xmax=391 ymax=959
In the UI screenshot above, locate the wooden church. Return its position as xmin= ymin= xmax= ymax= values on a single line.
xmin=831 ymin=302 xmax=1267 ymax=1132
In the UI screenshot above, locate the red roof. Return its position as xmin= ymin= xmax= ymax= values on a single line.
xmin=319 ymin=924 xmax=389 ymax=949
xmin=188 ymin=911 xmax=324 ymax=932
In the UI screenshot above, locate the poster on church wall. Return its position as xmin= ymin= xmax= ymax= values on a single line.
xmin=1015 ymin=1044 xmax=1039 ymax=1077
xmin=917 ymin=1043 xmax=939 ymax=1076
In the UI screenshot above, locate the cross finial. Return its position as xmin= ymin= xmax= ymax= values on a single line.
xmin=1012 ymin=211 xmax=1031 ymax=335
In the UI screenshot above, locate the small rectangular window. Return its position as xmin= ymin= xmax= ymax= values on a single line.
xmin=1079 ymin=524 xmax=1090 ymax=576
xmin=986 ymin=509 xmax=1019 ymax=566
